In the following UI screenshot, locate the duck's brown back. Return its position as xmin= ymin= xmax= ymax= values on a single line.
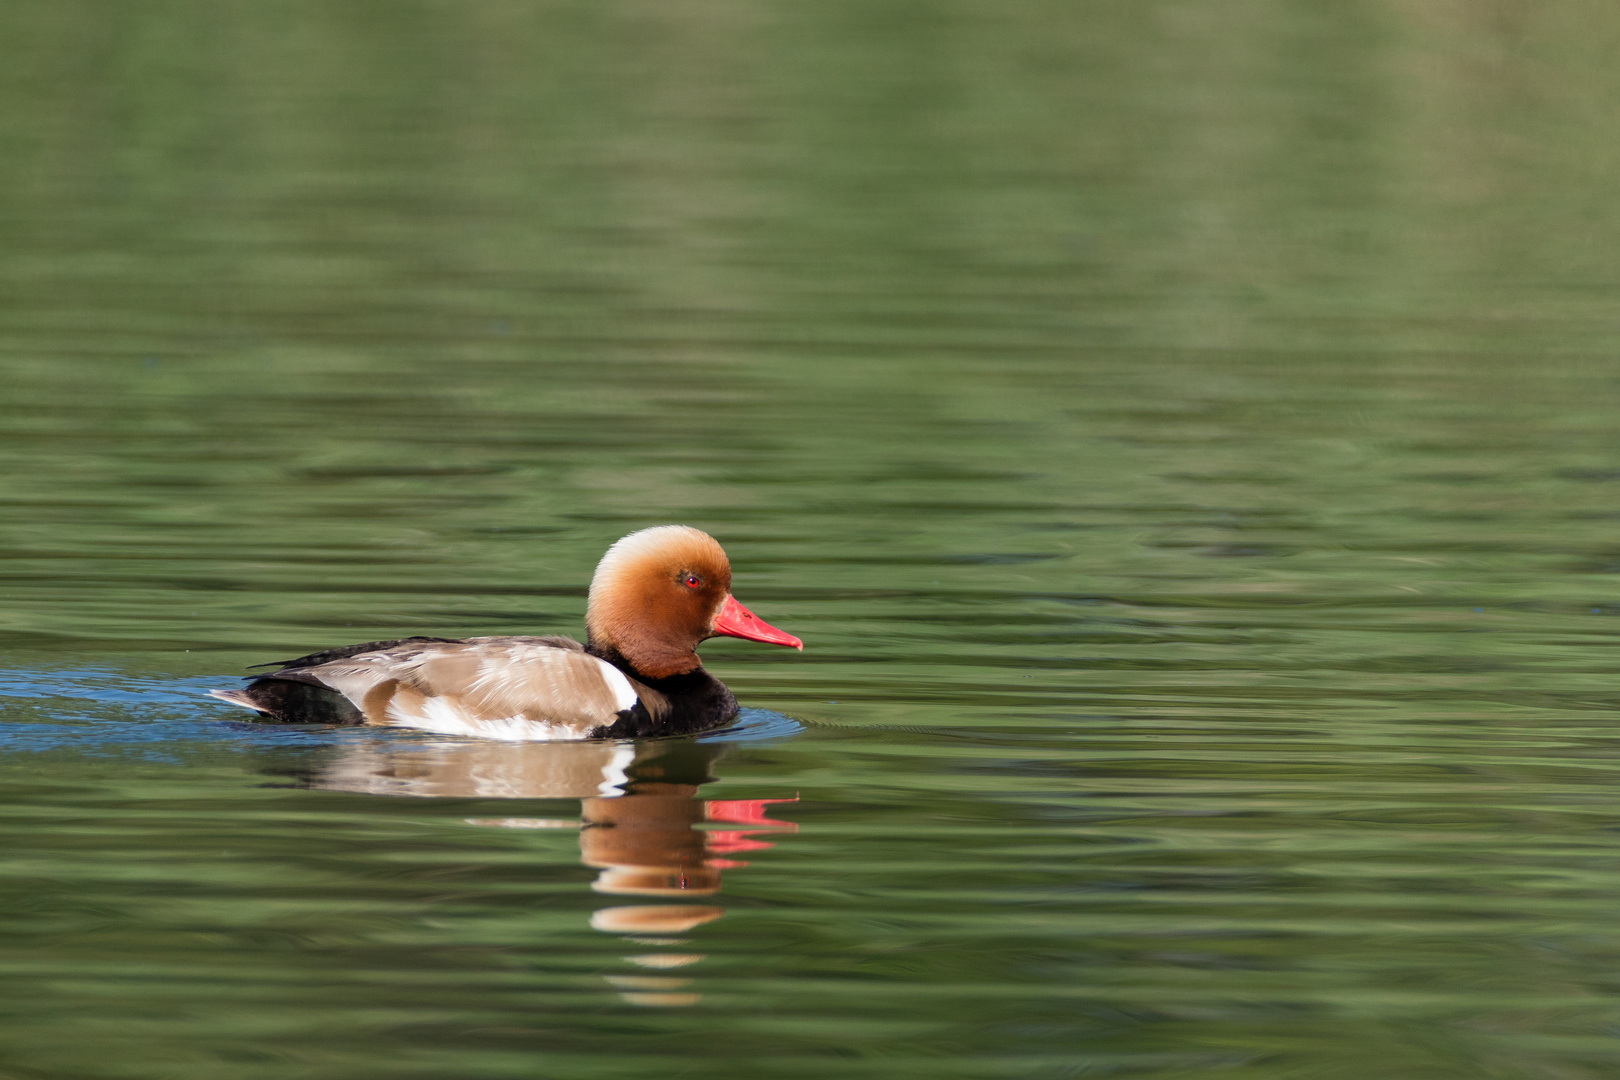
xmin=214 ymin=635 xmax=666 ymax=740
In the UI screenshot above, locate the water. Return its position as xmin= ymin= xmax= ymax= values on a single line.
xmin=5 ymin=2 xmax=1620 ymax=1076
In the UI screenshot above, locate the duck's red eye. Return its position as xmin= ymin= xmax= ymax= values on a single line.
xmin=683 ymin=575 xmax=702 ymax=588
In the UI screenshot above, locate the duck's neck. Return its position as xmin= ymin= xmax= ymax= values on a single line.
xmin=586 ymin=639 xmax=702 ymax=683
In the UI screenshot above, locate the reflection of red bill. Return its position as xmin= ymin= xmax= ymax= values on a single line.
xmin=705 ymin=832 xmax=778 ymax=856
xmin=706 ymin=796 xmax=799 ymax=829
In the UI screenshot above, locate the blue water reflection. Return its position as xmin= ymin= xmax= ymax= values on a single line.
xmin=0 ymin=667 xmax=802 ymax=752
xmin=1 ymin=666 xmax=803 ymax=1008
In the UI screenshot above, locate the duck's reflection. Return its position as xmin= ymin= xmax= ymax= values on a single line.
xmin=300 ymin=736 xmax=796 ymax=1006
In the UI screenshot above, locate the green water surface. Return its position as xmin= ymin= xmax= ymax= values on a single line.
xmin=5 ymin=2 xmax=1620 ymax=1077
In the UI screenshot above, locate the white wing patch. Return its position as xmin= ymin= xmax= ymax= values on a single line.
xmin=593 ymin=658 xmax=639 ymax=712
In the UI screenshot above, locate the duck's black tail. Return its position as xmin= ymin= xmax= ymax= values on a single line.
xmin=208 ymin=680 xmax=364 ymax=725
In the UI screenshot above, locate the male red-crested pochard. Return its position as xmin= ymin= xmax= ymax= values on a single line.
xmin=209 ymin=525 xmax=802 ymax=740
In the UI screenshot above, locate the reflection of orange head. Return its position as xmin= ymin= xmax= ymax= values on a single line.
xmin=579 ymin=784 xmax=800 ymax=895
xmin=581 ymin=785 xmax=727 ymax=895
xmin=591 ymin=905 xmax=725 ymax=935
xmin=591 ymin=864 xmax=723 ymax=896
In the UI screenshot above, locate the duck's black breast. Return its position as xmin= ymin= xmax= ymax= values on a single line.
xmin=587 ymin=655 xmax=739 ymax=739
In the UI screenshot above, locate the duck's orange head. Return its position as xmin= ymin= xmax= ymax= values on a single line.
xmin=585 ymin=525 xmax=802 ymax=679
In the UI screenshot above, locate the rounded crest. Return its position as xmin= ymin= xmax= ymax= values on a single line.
xmin=585 ymin=526 xmax=732 ymax=677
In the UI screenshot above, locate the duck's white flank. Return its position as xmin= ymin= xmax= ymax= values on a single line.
xmin=384 ymin=695 xmax=594 ymax=742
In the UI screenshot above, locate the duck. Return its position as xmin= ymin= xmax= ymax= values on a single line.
xmin=209 ymin=525 xmax=802 ymax=740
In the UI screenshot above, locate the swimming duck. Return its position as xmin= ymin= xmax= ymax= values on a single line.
xmin=209 ymin=525 xmax=802 ymax=740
